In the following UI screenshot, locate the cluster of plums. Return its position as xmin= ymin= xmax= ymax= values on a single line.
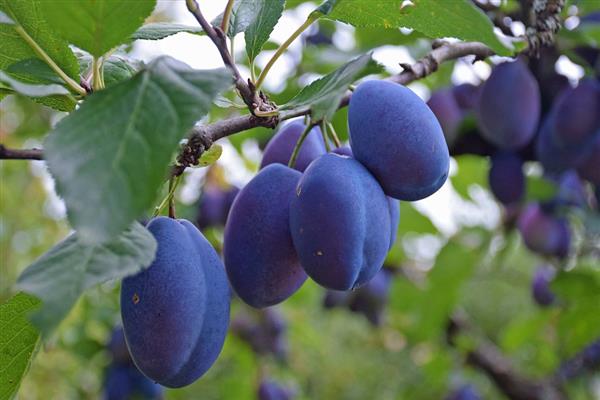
xmin=103 ymin=327 xmax=163 ymax=400
xmin=428 ymin=58 xmax=599 ymax=306
xmin=118 ymin=79 xmax=450 ymax=389
xmin=225 ymin=79 xmax=449 ymax=308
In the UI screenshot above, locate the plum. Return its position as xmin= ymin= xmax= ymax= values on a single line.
xmin=289 ymin=153 xmax=391 ymax=290
xmin=477 ymin=59 xmax=540 ymax=149
xmin=331 ymin=145 xmax=399 ymax=247
xmin=427 ymin=88 xmax=463 ymax=144
xmin=349 ymin=80 xmax=449 ymax=201
xmin=517 ymin=203 xmax=570 ymax=258
xmin=488 ymin=151 xmax=525 ymax=205
xmin=531 ymin=265 xmax=556 ymax=306
xmin=224 ymin=164 xmax=307 ymax=307
xmin=260 ymin=120 xmax=326 ymax=172
xmin=121 ymin=217 xmax=230 ymax=387
xmin=196 ymin=185 xmax=240 ymax=228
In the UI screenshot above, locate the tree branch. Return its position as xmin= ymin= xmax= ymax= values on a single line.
xmin=185 ymin=0 xmax=269 ymax=114
xmin=1 ymin=41 xmax=496 ymax=170
xmin=0 ymin=144 xmax=43 ymax=160
xmin=447 ymin=315 xmax=566 ymax=400
xmin=170 ymin=41 xmax=494 ymax=176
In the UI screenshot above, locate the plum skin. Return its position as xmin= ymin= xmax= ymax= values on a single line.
xmin=349 ymin=80 xmax=450 ymax=201
xmin=517 ymin=203 xmax=570 ymax=259
xmin=477 ymin=59 xmax=541 ymax=150
xmin=488 ymin=152 xmax=525 ymax=205
xmin=224 ymin=164 xmax=307 ymax=308
xmin=120 ymin=217 xmax=230 ymax=388
xmin=260 ymin=120 xmax=326 ymax=172
xmin=289 ymin=153 xmax=391 ymax=290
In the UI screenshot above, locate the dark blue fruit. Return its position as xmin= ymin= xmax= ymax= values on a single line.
xmin=445 ymin=384 xmax=481 ymax=400
xmin=197 ymin=185 xmax=239 ymax=229
xmin=555 ymin=170 xmax=587 ymax=208
xmin=531 ymin=265 xmax=556 ymax=306
xmin=349 ymin=80 xmax=449 ymax=201
xmin=577 ymin=134 xmax=600 ymax=184
xmin=517 ymin=203 xmax=570 ymax=258
xmin=231 ymin=308 xmax=289 ymax=360
xmin=551 ymin=80 xmax=600 ymax=147
xmin=260 ymin=120 xmax=326 ymax=172
xmin=258 ymin=379 xmax=295 ymax=400
xmin=427 ymin=88 xmax=463 ymax=144
xmin=347 ymin=269 xmax=392 ymax=326
xmin=535 ymin=113 xmax=594 ymax=174
xmin=104 ymin=364 xmax=163 ymax=400
xmin=224 ymin=164 xmax=307 ymax=307
xmin=388 ymin=198 xmax=400 ymax=248
xmin=452 ymin=83 xmax=481 ymax=111
xmin=488 ymin=152 xmax=525 ymax=205
xmin=108 ymin=327 xmax=132 ymax=365
xmin=330 ymin=146 xmax=399 ymax=247
xmin=121 ymin=217 xmax=230 ymax=388
xmin=477 ymin=59 xmax=540 ymax=149
xmin=290 ymin=153 xmax=391 ymax=290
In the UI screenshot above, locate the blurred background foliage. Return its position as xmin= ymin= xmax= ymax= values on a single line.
xmin=1 ymin=0 xmax=599 ymax=399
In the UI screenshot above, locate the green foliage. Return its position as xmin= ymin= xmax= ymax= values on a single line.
xmin=131 ymin=22 xmax=204 ymax=41
xmin=77 ymin=54 xmax=142 ymax=88
xmin=44 ymin=58 xmax=231 ymax=243
xmin=16 ymin=222 xmax=157 ymax=336
xmin=451 ymin=155 xmax=489 ymax=199
xmin=39 ymin=0 xmax=156 ymax=57
xmin=0 ymin=293 xmax=40 ymax=400
xmin=0 ymin=0 xmax=79 ymax=79
xmin=392 ymin=238 xmax=483 ymax=342
xmin=245 ymin=0 xmax=285 ymax=62
xmin=324 ymin=0 xmax=511 ymax=56
xmin=0 ymin=70 xmax=69 ymax=98
xmin=283 ymin=53 xmax=373 ymax=121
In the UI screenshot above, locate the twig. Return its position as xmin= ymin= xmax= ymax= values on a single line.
xmin=448 ymin=315 xmax=566 ymax=400
xmin=185 ymin=0 xmax=266 ymax=113
xmin=2 ymin=42 xmax=496 ymax=170
xmin=0 ymin=145 xmax=43 ymax=160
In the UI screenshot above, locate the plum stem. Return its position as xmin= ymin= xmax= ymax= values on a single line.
xmin=288 ymin=122 xmax=317 ymax=169
xmin=255 ymin=13 xmax=319 ymax=89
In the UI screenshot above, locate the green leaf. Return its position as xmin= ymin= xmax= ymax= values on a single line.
xmin=245 ymin=0 xmax=285 ymax=62
xmin=131 ymin=22 xmax=204 ymax=41
xmin=552 ymin=270 xmax=600 ymax=354
xmin=40 ymin=0 xmax=156 ymax=57
xmin=197 ymin=144 xmax=223 ymax=167
xmin=283 ymin=53 xmax=372 ymax=121
xmin=399 ymin=202 xmax=438 ymax=234
xmin=44 ymin=57 xmax=231 ymax=243
xmin=0 ymin=0 xmax=80 ymax=79
xmin=0 ymin=293 xmax=40 ymax=400
xmin=324 ymin=0 xmax=511 ymax=56
xmin=392 ymin=240 xmax=479 ymax=341
xmin=0 ymin=70 xmax=69 ymax=97
xmin=6 ymin=58 xmax=64 ymax=84
xmin=315 ymin=0 xmax=341 ymax=16
xmin=451 ymin=155 xmax=488 ymax=199
xmin=213 ymin=0 xmax=259 ymax=39
xmin=78 ymin=54 xmax=142 ymax=88
xmin=16 ymin=222 xmax=157 ymax=336
xmin=525 ymin=175 xmax=557 ymax=202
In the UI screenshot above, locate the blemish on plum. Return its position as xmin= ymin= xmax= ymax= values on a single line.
xmin=132 ymin=293 xmax=140 ymax=304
